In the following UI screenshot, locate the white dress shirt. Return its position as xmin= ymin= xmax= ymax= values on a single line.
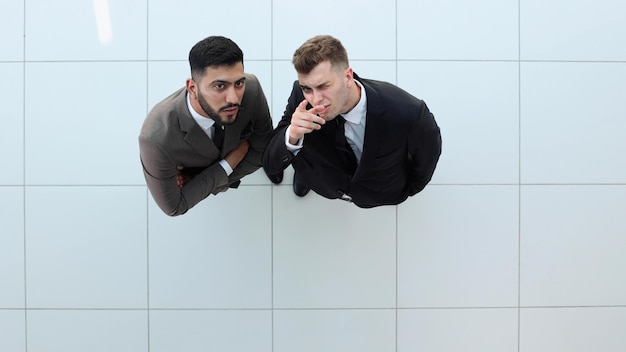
xmin=340 ymin=80 xmax=367 ymax=161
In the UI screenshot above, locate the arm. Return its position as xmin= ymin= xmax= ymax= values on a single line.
xmin=407 ymin=103 xmax=442 ymax=196
xmin=262 ymin=83 xmax=301 ymax=175
xmin=262 ymin=82 xmax=325 ymax=175
xmin=139 ymin=135 xmax=229 ymax=216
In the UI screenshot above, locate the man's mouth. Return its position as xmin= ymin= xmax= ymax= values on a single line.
xmin=221 ymin=106 xmax=239 ymax=115
xmin=220 ymin=104 xmax=240 ymax=114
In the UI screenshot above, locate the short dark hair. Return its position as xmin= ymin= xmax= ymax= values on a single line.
xmin=292 ymin=35 xmax=349 ymax=74
xmin=189 ymin=36 xmax=244 ymax=80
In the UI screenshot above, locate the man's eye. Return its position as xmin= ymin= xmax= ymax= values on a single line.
xmin=214 ymin=83 xmax=225 ymax=89
xmin=235 ymin=80 xmax=245 ymax=87
xmin=301 ymin=87 xmax=311 ymax=93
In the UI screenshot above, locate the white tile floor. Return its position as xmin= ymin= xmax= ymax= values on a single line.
xmin=398 ymin=308 xmax=518 ymax=351
xmin=398 ymin=61 xmax=520 ymax=184
xmin=2 ymin=0 xmax=626 ymax=351
xmin=397 ymin=0 xmax=519 ymax=60
xmin=398 ymin=186 xmax=519 ymax=308
xmin=520 ymin=62 xmax=626 ymax=184
xmin=0 ymin=64 xmax=24 ymax=185
xmin=25 ymin=187 xmax=148 ymax=309
xmin=148 ymin=186 xmax=272 ymax=309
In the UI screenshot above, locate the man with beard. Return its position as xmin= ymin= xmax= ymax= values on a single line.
xmin=139 ymin=36 xmax=273 ymax=216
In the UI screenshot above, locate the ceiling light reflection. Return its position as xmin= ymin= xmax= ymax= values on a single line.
xmin=93 ymin=0 xmax=113 ymax=44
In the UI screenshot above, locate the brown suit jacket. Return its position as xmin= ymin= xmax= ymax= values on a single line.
xmin=139 ymin=73 xmax=272 ymax=216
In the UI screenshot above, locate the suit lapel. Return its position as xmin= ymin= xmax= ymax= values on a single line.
xmin=173 ymin=89 xmax=221 ymax=158
xmin=356 ymin=79 xmax=388 ymax=172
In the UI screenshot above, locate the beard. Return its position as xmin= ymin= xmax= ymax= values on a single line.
xmin=197 ymin=93 xmax=240 ymax=127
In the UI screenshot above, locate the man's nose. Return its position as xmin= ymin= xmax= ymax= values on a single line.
xmin=225 ymin=86 xmax=238 ymax=104
xmin=312 ymin=90 xmax=324 ymax=105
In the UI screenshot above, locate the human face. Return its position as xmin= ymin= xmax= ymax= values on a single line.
xmin=297 ymin=61 xmax=354 ymax=121
xmin=188 ymin=62 xmax=246 ymax=126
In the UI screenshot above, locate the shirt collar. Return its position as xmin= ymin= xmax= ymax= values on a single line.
xmin=341 ymin=80 xmax=366 ymax=124
xmin=186 ymin=91 xmax=215 ymax=131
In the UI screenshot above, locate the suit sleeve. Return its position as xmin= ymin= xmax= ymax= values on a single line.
xmin=227 ymin=75 xmax=274 ymax=183
xmin=262 ymin=82 xmax=301 ymax=175
xmin=407 ymin=102 xmax=442 ymax=196
xmin=139 ymin=135 xmax=229 ymax=216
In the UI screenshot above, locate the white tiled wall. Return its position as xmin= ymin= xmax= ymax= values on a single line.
xmin=1 ymin=0 xmax=625 ymax=351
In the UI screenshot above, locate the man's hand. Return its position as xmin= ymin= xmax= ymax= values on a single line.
xmin=288 ymin=100 xmax=326 ymax=144
xmin=176 ymin=169 xmax=191 ymax=188
xmin=224 ymin=139 xmax=250 ymax=170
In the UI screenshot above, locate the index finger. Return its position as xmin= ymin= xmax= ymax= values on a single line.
xmin=295 ymin=99 xmax=309 ymax=112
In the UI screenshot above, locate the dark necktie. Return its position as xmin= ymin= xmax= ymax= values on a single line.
xmin=334 ymin=116 xmax=358 ymax=174
xmin=213 ymin=125 xmax=224 ymax=149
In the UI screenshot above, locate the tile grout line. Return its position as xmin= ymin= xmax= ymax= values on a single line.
xmin=145 ymin=2 xmax=151 ymax=351
xmin=395 ymin=204 xmax=399 ymax=352
xmin=8 ymin=183 xmax=626 ymax=188
xmin=22 ymin=1 xmax=28 ymax=351
xmin=395 ymin=3 xmax=400 ymax=351
xmin=517 ymin=1 xmax=523 ymax=352
xmin=13 ymin=58 xmax=626 ymax=64
xmin=270 ymin=3 xmax=275 ymax=351
xmin=13 ymin=305 xmax=626 ymax=311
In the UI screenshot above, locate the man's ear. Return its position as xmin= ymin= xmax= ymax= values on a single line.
xmin=345 ymin=67 xmax=354 ymax=78
xmin=344 ymin=67 xmax=355 ymax=85
xmin=186 ymin=78 xmax=197 ymax=98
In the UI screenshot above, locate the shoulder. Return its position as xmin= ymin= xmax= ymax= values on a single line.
xmin=363 ymin=78 xmax=419 ymax=100
xmin=242 ymin=73 xmax=269 ymax=103
xmin=244 ymin=72 xmax=260 ymax=84
xmin=147 ymin=87 xmax=187 ymax=118
xmin=243 ymin=73 xmax=264 ymax=93
xmin=141 ymin=87 xmax=187 ymax=137
xmin=360 ymin=78 xmax=426 ymax=113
